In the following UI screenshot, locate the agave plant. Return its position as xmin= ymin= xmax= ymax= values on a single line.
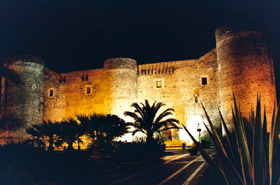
xmin=182 ymin=96 xmax=280 ymax=185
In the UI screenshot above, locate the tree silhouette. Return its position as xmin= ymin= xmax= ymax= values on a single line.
xmin=124 ymin=100 xmax=179 ymax=144
xmin=77 ymin=114 xmax=128 ymax=142
xmin=59 ymin=118 xmax=84 ymax=151
xmin=26 ymin=121 xmax=62 ymax=151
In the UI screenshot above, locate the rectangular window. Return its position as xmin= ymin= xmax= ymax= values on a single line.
xmin=49 ymin=89 xmax=53 ymax=97
xmin=156 ymin=80 xmax=162 ymax=88
xmin=87 ymin=87 xmax=91 ymax=94
xmin=202 ymin=77 xmax=207 ymax=85
xmin=85 ymin=85 xmax=92 ymax=95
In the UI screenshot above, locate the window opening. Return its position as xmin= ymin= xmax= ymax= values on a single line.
xmin=202 ymin=77 xmax=207 ymax=85
xmin=49 ymin=89 xmax=54 ymax=97
xmin=156 ymin=80 xmax=162 ymax=88
xmin=86 ymin=87 xmax=91 ymax=94
xmin=85 ymin=85 xmax=92 ymax=95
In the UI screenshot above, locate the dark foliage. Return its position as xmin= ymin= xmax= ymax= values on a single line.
xmin=77 ymin=114 xmax=129 ymax=143
xmin=59 ymin=118 xmax=84 ymax=151
xmin=0 ymin=118 xmax=22 ymax=133
xmin=115 ymin=141 xmax=165 ymax=162
xmin=0 ymin=141 xmax=165 ymax=185
xmin=124 ymin=100 xmax=179 ymax=144
xmin=26 ymin=121 xmax=63 ymax=151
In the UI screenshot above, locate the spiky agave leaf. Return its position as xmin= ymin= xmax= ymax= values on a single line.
xmin=202 ymin=122 xmax=244 ymax=185
xmin=263 ymin=108 xmax=269 ymax=185
xmin=186 ymin=96 xmax=279 ymax=185
xmin=181 ymin=123 xmax=225 ymax=183
xmin=253 ymin=96 xmax=264 ymax=185
xmin=268 ymin=104 xmax=276 ymax=185
xmin=219 ymin=109 xmax=239 ymax=170
xmin=269 ymin=103 xmax=280 ymax=185
xmin=232 ymin=96 xmax=253 ymax=185
xmin=201 ymin=104 xmax=228 ymax=156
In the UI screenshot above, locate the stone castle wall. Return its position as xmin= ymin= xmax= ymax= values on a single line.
xmin=43 ymin=58 xmax=138 ymax=123
xmin=216 ymin=27 xmax=277 ymax=131
xmin=137 ymin=49 xmax=220 ymax=140
xmin=0 ymin=27 xmax=277 ymax=143
xmin=44 ymin=51 xmax=222 ymax=142
xmin=43 ymin=68 xmax=112 ymax=122
xmin=103 ymin=58 xmax=138 ymax=120
xmin=0 ymin=56 xmax=44 ymax=143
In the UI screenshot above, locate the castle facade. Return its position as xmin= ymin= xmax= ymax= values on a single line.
xmin=0 ymin=27 xmax=277 ymax=144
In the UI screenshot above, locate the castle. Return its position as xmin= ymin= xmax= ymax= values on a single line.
xmin=0 ymin=27 xmax=277 ymax=144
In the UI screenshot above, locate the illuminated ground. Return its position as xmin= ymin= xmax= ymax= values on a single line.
xmin=90 ymin=149 xmax=214 ymax=185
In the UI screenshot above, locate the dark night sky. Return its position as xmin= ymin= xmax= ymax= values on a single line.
xmin=0 ymin=0 xmax=279 ymax=98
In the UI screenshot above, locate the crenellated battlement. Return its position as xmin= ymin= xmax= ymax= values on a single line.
xmin=138 ymin=62 xmax=176 ymax=75
xmin=137 ymin=60 xmax=197 ymax=76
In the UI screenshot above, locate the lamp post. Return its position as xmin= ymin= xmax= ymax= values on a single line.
xmin=197 ymin=123 xmax=201 ymax=143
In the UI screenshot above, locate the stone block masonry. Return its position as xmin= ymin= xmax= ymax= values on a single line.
xmin=0 ymin=26 xmax=277 ymax=144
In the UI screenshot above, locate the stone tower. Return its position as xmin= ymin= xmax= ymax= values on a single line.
xmin=216 ymin=27 xmax=276 ymax=130
xmin=103 ymin=58 xmax=138 ymax=120
xmin=1 ymin=56 xmax=45 ymax=142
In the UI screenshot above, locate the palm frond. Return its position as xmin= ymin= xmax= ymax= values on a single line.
xmin=154 ymin=108 xmax=175 ymax=124
xmin=125 ymin=100 xmax=179 ymax=144
xmin=124 ymin=111 xmax=141 ymax=121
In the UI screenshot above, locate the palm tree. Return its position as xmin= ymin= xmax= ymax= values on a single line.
xmin=77 ymin=114 xmax=128 ymax=160
xmin=124 ymin=100 xmax=179 ymax=144
xmin=59 ymin=118 xmax=84 ymax=151
xmin=77 ymin=114 xmax=128 ymax=142
xmin=25 ymin=121 xmax=62 ymax=151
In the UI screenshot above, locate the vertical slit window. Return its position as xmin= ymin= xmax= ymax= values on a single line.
xmin=202 ymin=77 xmax=207 ymax=85
xmin=85 ymin=86 xmax=93 ymax=95
xmin=49 ymin=89 xmax=54 ymax=97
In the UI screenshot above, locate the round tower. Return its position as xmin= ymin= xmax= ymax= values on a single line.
xmin=216 ymin=26 xmax=276 ymax=131
xmin=1 ymin=56 xmax=45 ymax=142
xmin=104 ymin=58 xmax=138 ymax=120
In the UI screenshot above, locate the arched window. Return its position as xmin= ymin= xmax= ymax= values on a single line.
xmin=194 ymin=93 xmax=199 ymax=103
